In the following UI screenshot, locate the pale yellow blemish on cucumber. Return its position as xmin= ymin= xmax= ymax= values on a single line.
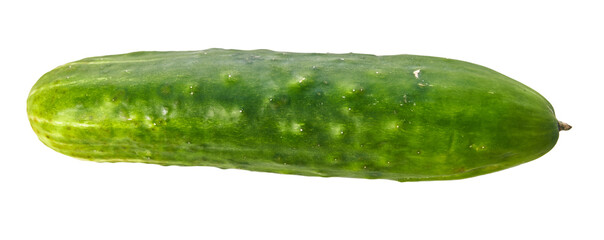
xmin=413 ymin=69 xmax=421 ymax=78
xmin=328 ymin=123 xmax=345 ymax=136
xmin=278 ymin=121 xmax=303 ymax=134
xmin=469 ymin=144 xmax=487 ymax=151
xmin=385 ymin=120 xmax=401 ymax=131
xmin=205 ymin=106 xmax=242 ymax=122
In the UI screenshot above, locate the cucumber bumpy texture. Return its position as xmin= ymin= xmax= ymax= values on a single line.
xmin=27 ymin=49 xmax=569 ymax=181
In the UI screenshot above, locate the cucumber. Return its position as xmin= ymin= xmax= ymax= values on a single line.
xmin=27 ymin=49 xmax=569 ymax=181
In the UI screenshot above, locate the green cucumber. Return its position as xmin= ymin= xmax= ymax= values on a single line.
xmin=27 ymin=49 xmax=569 ymax=181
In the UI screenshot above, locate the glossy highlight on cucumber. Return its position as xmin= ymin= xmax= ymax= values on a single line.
xmin=27 ymin=49 xmax=569 ymax=181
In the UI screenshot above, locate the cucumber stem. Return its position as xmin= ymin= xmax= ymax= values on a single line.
xmin=558 ymin=121 xmax=572 ymax=131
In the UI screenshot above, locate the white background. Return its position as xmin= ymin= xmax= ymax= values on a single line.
xmin=1 ymin=0 xmax=602 ymax=239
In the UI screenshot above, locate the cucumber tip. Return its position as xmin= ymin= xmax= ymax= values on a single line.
xmin=558 ymin=121 xmax=572 ymax=131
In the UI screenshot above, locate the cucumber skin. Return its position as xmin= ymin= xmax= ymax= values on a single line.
xmin=27 ymin=49 xmax=560 ymax=181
